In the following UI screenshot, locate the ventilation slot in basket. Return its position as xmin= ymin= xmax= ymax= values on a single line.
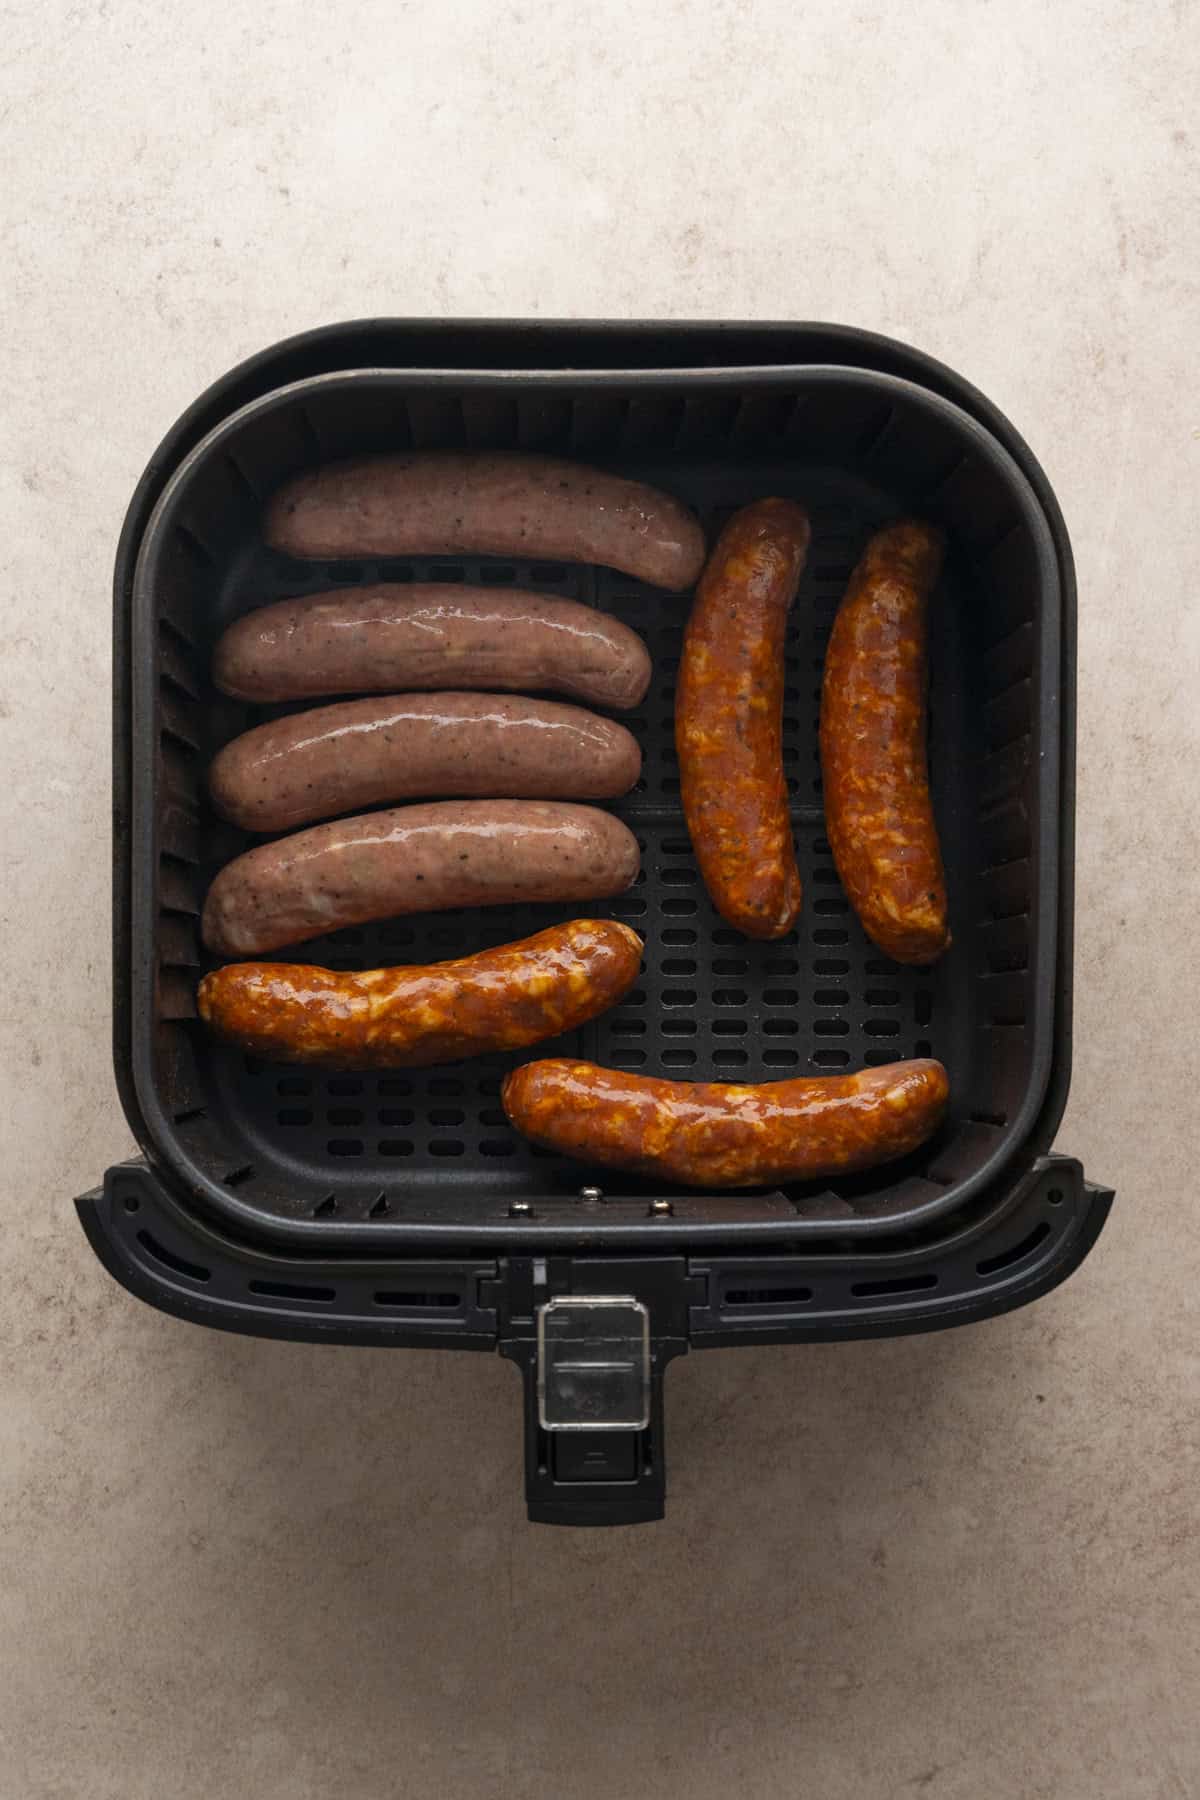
xmin=248 ymin=1280 xmax=336 ymax=1302
xmin=850 ymin=1272 xmax=938 ymax=1298
xmin=374 ymin=1290 xmax=461 ymax=1309
xmin=975 ymin=1220 xmax=1051 ymax=1276
xmin=137 ymin=1231 xmax=211 ymax=1283
xmin=724 ymin=1285 xmax=813 ymax=1307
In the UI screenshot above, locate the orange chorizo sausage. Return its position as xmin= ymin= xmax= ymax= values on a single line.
xmin=501 ymin=1058 xmax=949 ymax=1188
xmin=819 ymin=520 xmax=950 ymax=964
xmin=197 ymin=919 xmax=642 ymax=1070
xmin=676 ymin=498 xmax=811 ymax=939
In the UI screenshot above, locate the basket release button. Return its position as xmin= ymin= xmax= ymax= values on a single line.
xmin=536 ymin=1295 xmax=650 ymax=1432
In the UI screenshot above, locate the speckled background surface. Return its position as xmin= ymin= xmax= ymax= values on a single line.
xmin=2 ymin=2 xmax=1197 ymax=1795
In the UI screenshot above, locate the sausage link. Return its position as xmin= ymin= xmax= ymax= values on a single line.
xmin=265 ymin=452 xmax=706 ymax=590
xmin=819 ymin=520 xmax=950 ymax=964
xmin=201 ymin=800 xmax=640 ymax=957
xmin=209 ymin=693 xmax=642 ymax=832
xmin=213 ymin=586 xmax=652 ymax=710
xmin=676 ymin=498 xmax=811 ymax=939
xmin=502 ymin=1058 xmax=949 ymax=1187
xmin=198 ymin=919 xmax=642 ymax=1070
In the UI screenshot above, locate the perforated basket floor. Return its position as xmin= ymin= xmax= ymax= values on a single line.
xmin=129 ymin=367 xmax=1061 ymax=1246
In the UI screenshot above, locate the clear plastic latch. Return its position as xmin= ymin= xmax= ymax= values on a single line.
xmin=536 ymin=1296 xmax=651 ymax=1431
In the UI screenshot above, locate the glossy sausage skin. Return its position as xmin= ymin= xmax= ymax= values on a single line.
xmin=202 ymin=800 xmax=641 ymax=957
xmin=209 ymin=693 xmax=642 ymax=832
xmin=265 ymin=453 xmax=707 ymax=590
xmin=820 ymin=520 xmax=950 ymax=964
xmin=197 ymin=919 xmax=642 ymax=1069
xmin=676 ymin=498 xmax=811 ymax=939
xmin=502 ymin=1058 xmax=949 ymax=1188
xmin=213 ymin=586 xmax=652 ymax=710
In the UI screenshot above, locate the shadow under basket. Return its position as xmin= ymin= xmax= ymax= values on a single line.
xmin=83 ymin=324 xmax=1111 ymax=1525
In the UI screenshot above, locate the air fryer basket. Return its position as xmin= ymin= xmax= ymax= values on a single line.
xmin=128 ymin=366 xmax=1059 ymax=1246
xmin=81 ymin=324 xmax=1111 ymax=1525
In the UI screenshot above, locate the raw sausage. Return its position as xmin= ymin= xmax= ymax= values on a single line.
xmin=209 ymin=693 xmax=642 ymax=832
xmin=213 ymin=586 xmax=652 ymax=710
xmin=819 ymin=519 xmax=950 ymax=964
xmin=501 ymin=1058 xmax=949 ymax=1188
xmin=264 ymin=453 xmax=706 ymax=590
xmin=197 ymin=919 xmax=642 ymax=1069
xmin=201 ymin=800 xmax=640 ymax=956
xmin=676 ymin=498 xmax=810 ymax=939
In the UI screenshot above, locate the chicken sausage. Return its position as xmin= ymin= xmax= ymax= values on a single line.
xmin=676 ymin=498 xmax=811 ymax=939
xmin=197 ymin=919 xmax=642 ymax=1069
xmin=213 ymin=586 xmax=652 ymax=710
xmin=502 ymin=1058 xmax=949 ymax=1188
xmin=264 ymin=452 xmax=706 ymax=590
xmin=819 ymin=519 xmax=950 ymax=964
xmin=201 ymin=800 xmax=641 ymax=957
xmin=209 ymin=693 xmax=642 ymax=832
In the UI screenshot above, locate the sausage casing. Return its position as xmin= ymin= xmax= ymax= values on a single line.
xmin=213 ymin=586 xmax=652 ymax=711
xmin=201 ymin=800 xmax=641 ymax=957
xmin=502 ymin=1058 xmax=949 ymax=1188
xmin=676 ymin=498 xmax=811 ymax=939
xmin=264 ymin=452 xmax=707 ymax=591
xmin=197 ymin=919 xmax=642 ymax=1070
xmin=209 ymin=693 xmax=642 ymax=832
xmin=819 ymin=520 xmax=950 ymax=964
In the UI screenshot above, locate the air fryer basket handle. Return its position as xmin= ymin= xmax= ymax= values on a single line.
xmin=78 ymin=1158 xmax=1112 ymax=1526
xmin=496 ymin=1255 xmax=691 ymax=1526
xmin=501 ymin=1336 xmax=684 ymax=1527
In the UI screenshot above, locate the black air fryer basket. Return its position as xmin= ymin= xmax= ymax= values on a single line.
xmin=80 ymin=322 xmax=1111 ymax=1525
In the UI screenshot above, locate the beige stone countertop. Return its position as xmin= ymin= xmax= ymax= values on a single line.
xmin=2 ymin=2 xmax=1196 ymax=1796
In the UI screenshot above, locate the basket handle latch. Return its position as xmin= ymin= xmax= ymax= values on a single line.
xmin=499 ymin=1260 xmax=688 ymax=1526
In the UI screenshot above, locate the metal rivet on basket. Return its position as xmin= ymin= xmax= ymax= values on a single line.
xmin=649 ymin=1197 xmax=673 ymax=1216
xmin=508 ymin=1199 xmax=533 ymax=1217
xmin=579 ymin=1186 xmax=604 ymax=1205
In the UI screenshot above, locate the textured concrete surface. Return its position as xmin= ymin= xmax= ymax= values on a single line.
xmin=2 ymin=2 xmax=1198 ymax=1795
